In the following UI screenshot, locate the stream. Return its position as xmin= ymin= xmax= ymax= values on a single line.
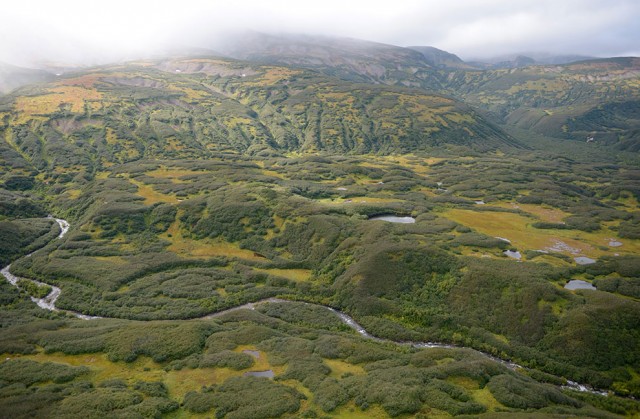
xmin=1 ymin=217 xmax=99 ymax=320
xmin=0 ymin=217 xmax=608 ymax=396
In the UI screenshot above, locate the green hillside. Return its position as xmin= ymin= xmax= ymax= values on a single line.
xmin=0 ymin=56 xmax=518 ymax=173
xmin=0 ymin=51 xmax=639 ymax=418
xmin=216 ymin=35 xmax=640 ymax=150
xmin=443 ymin=57 xmax=640 ymax=150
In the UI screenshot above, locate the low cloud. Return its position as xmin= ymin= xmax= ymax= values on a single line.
xmin=2 ymin=0 xmax=638 ymax=67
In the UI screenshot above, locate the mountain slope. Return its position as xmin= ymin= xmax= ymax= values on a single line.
xmin=0 ymin=56 xmax=520 ymax=175
xmin=210 ymin=33 xmax=640 ymax=151
xmin=1 ymin=50 xmax=640 ymax=417
xmin=443 ymin=57 xmax=640 ymax=149
xmin=217 ymin=32 xmax=443 ymax=90
xmin=408 ymin=46 xmax=473 ymax=69
xmin=0 ymin=62 xmax=55 ymax=94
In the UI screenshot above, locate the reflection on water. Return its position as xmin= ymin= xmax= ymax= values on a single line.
xmin=369 ymin=215 xmax=416 ymax=223
xmin=565 ymin=280 xmax=596 ymax=290
xmin=574 ymin=257 xmax=596 ymax=265
xmin=504 ymin=250 xmax=522 ymax=260
xmin=244 ymin=370 xmax=274 ymax=378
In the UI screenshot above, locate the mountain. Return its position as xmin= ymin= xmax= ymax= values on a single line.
xmin=407 ymin=46 xmax=473 ymax=69
xmin=0 ymin=62 xmax=55 ymax=94
xmin=216 ymin=32 xmax=443 ymax=90
xmin=443 ymin=57 xmax=640 ymax=150
xmin=0 ymin=56 xmax=519 ymax=173
xmin=1 ymin=35 xmax=640 ymax=418
xmin=208 ymin=33 xmax=640 ymax=150
xmin=468 ymin=53 xmax=597 ymax=69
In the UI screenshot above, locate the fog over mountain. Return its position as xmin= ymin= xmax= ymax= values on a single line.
xmin=2 ymin=0 xmax=639 ymax=68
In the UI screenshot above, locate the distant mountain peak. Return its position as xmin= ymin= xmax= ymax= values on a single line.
xmin=407 ymin=46 xmax=473 ymax=69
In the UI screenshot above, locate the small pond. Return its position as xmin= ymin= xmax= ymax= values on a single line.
xmin=244 ymin=370 xmax=274 ymax=378
xmin=504 ymin=250 xmax=522 ymax=260
xmin=574 ymin=257 xmax=596 ymax=265
xmin=369 ymin=215 xmax=416 ymax=224
xmin=565 ymin=280 xmax=597 ymax=290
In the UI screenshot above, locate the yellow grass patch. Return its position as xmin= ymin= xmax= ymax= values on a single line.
xmin=261 ymin=169 xmax=285 ymax=179
xmin=167 ymin=236 xmax=263 ymax=260
xmin=265 ymin=215 xmax=285 ymax=240
xmin=163 ymin=367 xmax=219 ymax=400
xmin=443 ymin=208 xmax=640 ymax=259
xmin=447 ymin=376 xmax=480 ymax=390
xmin=446 ymin=112 xmax=476 ymax=123
xmin=493 ymin=202 xmax=570 ymax=223
xmin=539 ymin=298 xmax=569 ymax=316
xmin=51 ymin=165 xmax=85 ymax=174
xmin=65 ymin=189 xmax=82 ymax=199
xmin=617 ymin=193 xmax=640 ymax=211
xmin=163 ymin=221 xmax=264 ymax=261
xmin=12 ymin=346 xmax=286 ymax=405
xmin=251 ymin=67 xmax=302 ymax=85
xmin=277 ymin=379 xmax=314 ymax=414
xmin=472 ymin=386 xmax=506 ymax=411
xmin=176 ymin=87 xmax=210 ymax=100
xmin=490 ymin=334 xmax=509 ymax=345
xmin=14 ymin=85 xmax=103 ymax=124
xmin=324 ymin=359 xmax=366 ymax=379
xmin=233 ymin=346 xmax=278 ymax=373
xmin=375 ymin=154 xmax=443 ymax=175
xmin=165 ymin=137 xmax=185 ymax=151
xmin=254 ymin=268 xmax=312 ymax=282
xmin=331 ymin=401 xmax=391 ymax=418
xmin=273 ymin=215 xmax=285 ymax=229
xmin=146 ymin=167 xmax=204 ymax=180
xmin=105 ymin=127 xmax=118 ymax=145
xmin=16 ymin=352 xmax=166 ymax=390
xmin=127 ymin=178 xmax=178 ymax=205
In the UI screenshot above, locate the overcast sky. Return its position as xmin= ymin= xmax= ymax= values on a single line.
xmin=2 ymin=0 xmax=639 ymax=67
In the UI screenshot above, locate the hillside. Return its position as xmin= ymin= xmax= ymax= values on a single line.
xmin=408 ymin=46 xmax=474 ymax=69
xmin=0 ymin=62 xmax=55 ymax=94
xmin=212 ymin=34 xmax=640 ymax=150
xmin=218 ymin=32 xmax=443 ymax=90
xmin=0 ymin=49 xmax=640 ymax=418
xmin=443 ymin=57 xmax=640 ymax=150
xmin=0 ymin=56 xmax=518 ymax=173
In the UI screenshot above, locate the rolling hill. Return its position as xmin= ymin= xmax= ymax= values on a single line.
xmin=0 ymin=56 xmax=519 ymax=176
xmin=0 ymin=38 xmax=640 ymax=418
xmin=442 ymin=57 xmax=640 ymax=150
xmin=216 ymin=34 xmax=640 ymax=150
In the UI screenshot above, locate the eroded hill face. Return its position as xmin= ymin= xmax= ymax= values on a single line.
xmin=214 ymin=34 xmax=640 ymax=151
xmin=0 ymin=57 xmax=518 ymax=174
xmin=442 ymin=57 xmax=640 ymax=150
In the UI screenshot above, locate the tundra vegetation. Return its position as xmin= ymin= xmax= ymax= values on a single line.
xmin=0 ymin=55 xmax=639 ymax=417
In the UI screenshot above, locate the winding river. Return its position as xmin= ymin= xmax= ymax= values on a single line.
xmin=0 ymin=217 xmax=607 ymax=396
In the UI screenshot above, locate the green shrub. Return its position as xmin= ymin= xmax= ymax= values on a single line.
xmin=211 ymin=376 xmax=304 ymax=418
